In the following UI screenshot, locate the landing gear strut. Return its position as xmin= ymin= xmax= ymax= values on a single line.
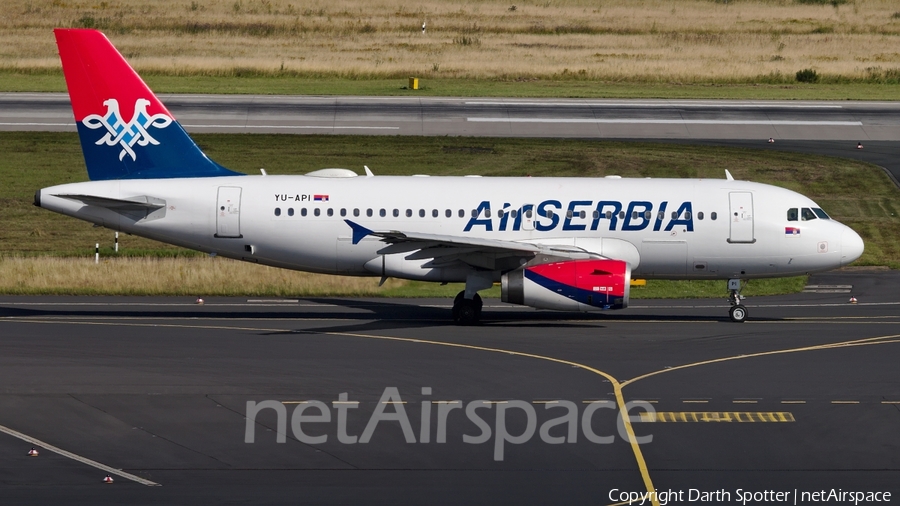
xmin=452 ymin=291 xmax=483 ymax=325
xmin=727 ymin=278 xmax=747 ymax=323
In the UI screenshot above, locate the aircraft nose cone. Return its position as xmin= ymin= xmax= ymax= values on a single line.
xmin=840 ymin=227 xmax=864 ymax=266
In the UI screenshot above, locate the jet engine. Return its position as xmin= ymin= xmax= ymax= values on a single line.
xmin=501 ymin=259 xmax=630 ymax=312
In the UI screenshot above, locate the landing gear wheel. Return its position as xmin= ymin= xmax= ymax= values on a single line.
xmin=452 ymin=291 xmax=482 ymax=325
xmin=729 ymin=304 xmax=748 ymax=323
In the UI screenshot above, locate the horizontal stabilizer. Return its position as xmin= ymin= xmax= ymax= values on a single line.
xmin=55 ymin=194 xmax=166 ymax=211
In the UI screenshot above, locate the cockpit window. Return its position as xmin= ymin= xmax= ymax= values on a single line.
xmin=801 ymin=208 xmax=817 ymax=221
xmin=787 ymin=208 xmax=798 ymax=221
xmin=812 ymin=207 xmax=830 ymax=219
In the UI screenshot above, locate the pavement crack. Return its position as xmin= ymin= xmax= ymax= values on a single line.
xmin=206 ymin=394 xmax=360 ymax=470
xmin=66 ymin=393 xmax=232 ymax=468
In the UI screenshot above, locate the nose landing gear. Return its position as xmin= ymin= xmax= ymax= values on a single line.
xmin=727 ymin=278 xmax=747 ymax=323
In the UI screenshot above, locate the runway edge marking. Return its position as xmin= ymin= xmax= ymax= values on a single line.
xmin=0 ymin=423 xmax=160 ymax=486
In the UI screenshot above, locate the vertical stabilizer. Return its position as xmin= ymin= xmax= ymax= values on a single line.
xmin=54 ymin=28 xmax=242 ymax=180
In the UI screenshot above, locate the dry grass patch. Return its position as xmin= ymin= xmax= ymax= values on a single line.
xmin=0 ymin=256 xmax=411 ymax=296
xmin=2 ymin=0 xmax=900 ymax=83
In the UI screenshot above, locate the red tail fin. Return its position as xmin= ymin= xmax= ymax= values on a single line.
xmin=54 ymin=29 xmax=240 ymax=180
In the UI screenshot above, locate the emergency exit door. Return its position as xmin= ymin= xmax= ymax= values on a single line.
xmin=215 ymin=186 xmax=243 ymax=238
xmin=728 ymin=192 xmax=754 ymax=243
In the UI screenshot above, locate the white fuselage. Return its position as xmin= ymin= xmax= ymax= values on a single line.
xmin=38 ymin=174 xmax=863 ymax=282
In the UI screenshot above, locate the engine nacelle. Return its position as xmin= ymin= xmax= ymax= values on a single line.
xmin=501 ymin=259 xmax=630 ymax=312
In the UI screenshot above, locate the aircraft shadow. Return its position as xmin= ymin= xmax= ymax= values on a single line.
xmin=0 ymin=297 xmax=772 ymax=334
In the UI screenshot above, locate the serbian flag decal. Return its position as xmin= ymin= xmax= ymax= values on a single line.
xmin=314 ymin=195 xmax=330 ymax=201
xmin=785 ymin=227 xmax=800 ymax=236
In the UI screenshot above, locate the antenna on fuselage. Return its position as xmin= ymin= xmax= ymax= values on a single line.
xmin=364 ymin=165 xmax=374 ymax=177
xmin=725 ymin=169 xmax=735 ymax=181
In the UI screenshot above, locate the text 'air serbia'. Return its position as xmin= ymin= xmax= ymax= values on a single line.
xmin=37 ymin=29 xmax=864 ymax=324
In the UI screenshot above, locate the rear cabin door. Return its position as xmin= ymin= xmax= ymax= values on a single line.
xmin=728 ymin=192 xmax=754 ymax=243
xmin=215 ymin=186 xmax=243 ymax=238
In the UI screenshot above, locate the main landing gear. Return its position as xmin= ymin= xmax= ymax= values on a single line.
xmin=727 ymin=278 xmax=747 ymax=323
xmin=452 ymin=291 xmax=483 ymax=326
xmin=452 ymin=272 xmax=493 ymax=326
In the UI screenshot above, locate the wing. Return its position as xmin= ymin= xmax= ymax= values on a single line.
xmin=344 ymin=220 xmax=597 ymax=271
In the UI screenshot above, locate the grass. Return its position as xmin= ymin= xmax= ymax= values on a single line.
xmin=2 ymin=0 xmax=900 ymax=98
xmin=0 ymin=257 xmax=807 ymax=299
xmin=0 ymin=131 xmax=896 ymax=296
xmin=6 ymin=69 xmax=900 ymax=100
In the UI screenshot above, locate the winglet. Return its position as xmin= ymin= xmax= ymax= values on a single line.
xmin=345 ymin=220 xmax=374 ymax=245
xmin=725 ymin=169 xmax=735 ymax=181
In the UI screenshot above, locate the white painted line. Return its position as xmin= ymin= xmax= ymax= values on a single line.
xmin=182 ymin=124 xmax=400 ymax=130
xmin=465 ymin=101 xmax=843 ymax=108
xmin=467 ymin=118 xmax=863 ymax=126
xmin=0 ymin=122 xmax=75 ymax=126
xmin=247 ymin=299 xmax=300 ymax=303
xmin=0 ymin=423 xmax=160 ymax=486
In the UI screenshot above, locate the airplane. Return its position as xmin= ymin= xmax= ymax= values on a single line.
xmin=35 ymin=29 xmax=865 ymax=325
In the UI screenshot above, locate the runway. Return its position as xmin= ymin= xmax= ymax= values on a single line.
xmin=1 ymin=269 xmax=899 ymax=505
xmin=4 ymin=93 xmax=900 ymax=184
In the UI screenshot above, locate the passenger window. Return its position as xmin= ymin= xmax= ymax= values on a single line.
xmin=327 ymin=208 xmax=333 ymax=217
xmin=406 ymin=209 xmax=412 ymax=217
xmin=525 ymin=209 xmax=533 ymax=218
xmin=632 ymin=211 xmax=638 ymax=220
xmin=801 ymin=208 xmax=817 ymax=221
xmin=618 ymin=211 xmax=624 ymax=219
xmin=288 ymin=208 xmax=294 ymax=216
xmin=459 ymin=209 xmax=465 ymax=218
xmin=684 ymin=211 xmax=691 ymax=220
xmin=644 ymin=211 xmax=651 ymax=220
xmin=671 ymin=211 xmax=678 ymax=219
xmin=366 ymin=209 xmax=373 ymax=217
xmin=711 ymin=212 xmax=717 ymax=220
xmin=580 ymin=210 xmax=586 ymax=219
xmin=274 ymin=208 xmax=281 ymax=216
xmin=393 ymin=209 xmax=399 ymax=217
xmin=432 ymin=209 xmax=438 ymax=218
xmin=498 ymin=210 xmax=505 ymax=219
xmin=605 ymin=211 xmax=612 ymax=219
xmin=592 ymin=210 xmax=599 ymax=219
xmin=657 ymin=211 xmax=664 ymax=220
xmin=485 ymin=209 xmax=492 ymax=218
xmin=353 ymin=208 xmax=359 ymax=217
xmin=567 ymin=210 xmax=574 ymax=219
xmin=787 ymin=208 xmax=798 ymax=221
xmin=698 ymin=211 xmax=704 ymax=220
xmin=301 ymin=208 xmax=307 ymax=217
xmin=340 ymin=208 xmax=346 ymax=217
xmin=314 ymin=208 xmax=321 ymax=217
xmin=379 ymin=209 xmax=386 ymax=217
xmin=511 ymin=209 xmax=518 ymax=219
xmin=471 ymin=209 xmax=478 ymax=218
xmin=420 ymin=209 xmax=426 ymax=218
xmin=445 ymin=209 xmax=452 ymax=218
